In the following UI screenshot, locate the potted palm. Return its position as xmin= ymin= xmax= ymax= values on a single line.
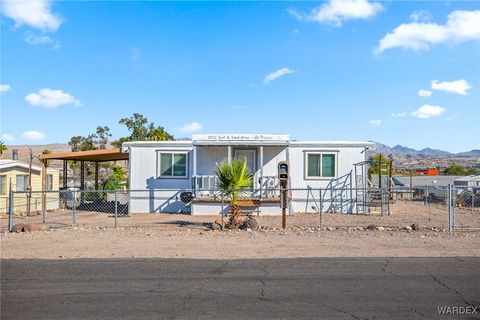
xmin=215 ymin=158 xmax=253 ymax=228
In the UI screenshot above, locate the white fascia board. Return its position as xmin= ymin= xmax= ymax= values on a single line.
xmin=288 ymin=141 xmax=376 ymax=148
xmin=122 ymin=141 xmax=193 ymax=149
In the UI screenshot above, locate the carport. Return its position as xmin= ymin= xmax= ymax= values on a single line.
xmin=38 ymin=148 xmax=129 ymax=191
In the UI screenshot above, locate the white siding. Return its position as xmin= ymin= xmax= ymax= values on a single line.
xmin=288 ymin=146 xmax=367 ymax=189
xmin=129 ymin=145 xmax=194 ymax=190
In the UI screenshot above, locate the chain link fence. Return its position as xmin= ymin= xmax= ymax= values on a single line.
xmin=3 ymin=185 xmax=479 ymax=232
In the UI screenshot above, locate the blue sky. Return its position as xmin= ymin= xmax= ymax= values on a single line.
xmin=1 ymin=0 xmax=479 ymax=152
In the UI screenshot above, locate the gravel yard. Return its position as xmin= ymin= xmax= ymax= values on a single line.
xmin=1 ymin=199 xmax=479 ymax=260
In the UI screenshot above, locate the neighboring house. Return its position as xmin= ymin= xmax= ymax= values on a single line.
xmin=454 ymin=175 xmax=480 ymax=187
xmin=393 ymin=175 xmax=463 ymax=188
xmin=123 ymin=134 xmax=375 ymax=215
xmin=0 ymin=160 xmax=60 ymax=213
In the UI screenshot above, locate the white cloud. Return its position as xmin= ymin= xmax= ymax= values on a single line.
xmin=431 ymin=79 xmax=472 ymax=95
xmin=418 ymin=89 xmax=433 ymax=97
xmin=21 ymin=130 xmax=46 ymax=141
xmin=369 ymin=119 xmax=382 ymax=126
xmin=1 ymin=134 xmax=15 ymax=142
xmin=24 ymin=32 xmax=53 ymax=45
xmin=263 ymin=68 xmax=296 ymax=84
xmin=391 ymin=112 xmax=406 ymax=118
xmin=411 ymin=104 xmax=446 ymax=119
xmin=375 ymin=10 xmax=480 ymax=53
xmin=1 ymin=0 xmax=62 ymax=32
xmin=409 ymin=10 xmax=432 ymax=23
xmin=25 ymin=88 xmax=81 ymax=109
xmin=180 ymin=122 xmax=202 ymax=133
xmin=288 ymin=0 xmax=383 ymax=27
xmin=0 ymin=84 xmax=11 ymax=93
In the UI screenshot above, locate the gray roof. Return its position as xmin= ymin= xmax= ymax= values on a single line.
xmin=393 ymin=175 xmax=463 ymax=187
xmin=454 ymin=175 xmax=480 ymax=182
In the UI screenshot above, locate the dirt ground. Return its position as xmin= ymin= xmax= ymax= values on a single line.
xmin=1 ymin=225 xmax=479 ymax=260
xmin=1 ymin=200 xmax=479 ymax=260
xmin=2 ymin=199 xmax=479 ymax=232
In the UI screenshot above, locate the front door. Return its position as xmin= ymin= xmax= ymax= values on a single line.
xmin=235 ymin=149 xmax=257 ymax=187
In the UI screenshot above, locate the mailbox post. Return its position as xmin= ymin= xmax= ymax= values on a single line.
xmin=278 ymin=161 xmax=289 ymax=230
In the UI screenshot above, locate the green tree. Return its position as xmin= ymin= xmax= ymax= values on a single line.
xmin=0 ymin=141 xmax=7 ymax=155
xmin=215 ymin=159 xmax=253 ymax=228
xmin=103 ymin=165 xmax=127 ymax=190
xmin=41 ymin=149 xmax=52 ymax=167
xmin=443 ymin=164 xmax=478 ymax=176
xmin=69 ymin=135 xmax=97 ymax=152
xmin=369 ymin=153 xmax=391 ymax=175
xmin=112 ymin=113 xmax=174 ymax=147
xmin=95 ymin=126 xmax=112 ymax=149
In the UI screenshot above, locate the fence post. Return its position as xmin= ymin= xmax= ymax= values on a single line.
xmin=221 ymin=192 xmax=224 ymax=230
xmin=472 ymin=189 xmax=474 ymax=211
xmin=42 ymin=191 xmax=46 ymax=224
xmin=451 ymin=185 xmax=455 ymax=230
xmin=319 ymin=188 xmax=323 ymax=230
xmin=425 ymin=186 xmax=428 ymax=205
xmin=114 ymin=191 xmax=118 ymax=229
xmin=447 ymin=184 xmax=452 ymax=232
xmin=72 ymin=190 xmax=77 ymax=226
xmin=8 ymin=188 xmax=13 ymax=232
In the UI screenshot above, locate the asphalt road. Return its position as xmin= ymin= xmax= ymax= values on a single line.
xmin=1 ymin=257 xmax=479 ymax=319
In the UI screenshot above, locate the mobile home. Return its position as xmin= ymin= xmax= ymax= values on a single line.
xmin=123 ymin=134 xmax=375 ymax=215
xmin=0 ymin=160 xmax=60 ymax=213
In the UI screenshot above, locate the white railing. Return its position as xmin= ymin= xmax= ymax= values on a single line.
xmin=192 ymin=175 xmax=280 ymax=198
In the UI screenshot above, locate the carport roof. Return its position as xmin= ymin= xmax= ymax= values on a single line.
xmin=38 ymin=149 xmax=129 ymax=162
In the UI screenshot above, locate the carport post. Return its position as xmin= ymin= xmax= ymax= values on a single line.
xmin=114 ymin=191 xmax=118 ymax=229
xmin=94 ymin=162 xmax=99 ymax=190
xmin=63 ymin=160 xmax=68 ymax=189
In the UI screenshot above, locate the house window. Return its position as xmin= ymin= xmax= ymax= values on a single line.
xmin=46 ymin=174 xmax=53 ymax=191
xmin=305 ymin=153 xmax=336 ymax=179
xmin=16 ymin=175 xmax=29 ymax=191
xmin=158 ymin=152 xmax=188 ymax=178
xmin=0 ymin=176 xmax=6 ymax=195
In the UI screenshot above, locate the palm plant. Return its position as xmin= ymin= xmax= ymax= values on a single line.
xmin=215 ymin=158 xmax=253 ymax=227
xmin=0 ymin=141 xmax=7 ymax=156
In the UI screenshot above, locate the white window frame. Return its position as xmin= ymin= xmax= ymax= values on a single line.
xmin=304 ymin=151 xmax=338 ymax=180
xmin=156 ymin=150 xmax=189 ymax=179
xmin=16 ymin=175 xmax=29 ymax=191
xmin=46 ymin=174 xmax=53 ymax=191
xmin=0 ymin=175 xmax=6 ymax=195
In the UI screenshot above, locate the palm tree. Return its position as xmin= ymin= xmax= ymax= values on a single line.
xmin=41 ymin=149 xmax=52 ymax=167
xmin=215 ymin=158 xmax=253 ymax=228
xmin=0 ymin=141 xmax=7 ymax=156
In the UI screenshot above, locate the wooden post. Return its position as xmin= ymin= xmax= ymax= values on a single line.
xmin=27 ymin=148 xmax=33 ymax=215
xmin=80 ymin=161 xmax=85 ymax=190
xmin=378 ymin=154 xmax=382 ymax=188
xmin=94 ymin=162 xmax=99 ymax=190
xmin=63 ymin=160 xmax=68 ymax=189
xmin=42 ymin=161 xmax=47 ymax=222
xmin=388 ymin=160 xmax=393 ymax=200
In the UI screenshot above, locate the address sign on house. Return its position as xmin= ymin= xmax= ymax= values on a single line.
xmin=192 ymin=134 xmax=290 ymax=141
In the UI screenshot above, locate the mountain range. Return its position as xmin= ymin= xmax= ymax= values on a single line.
xmin=373 ymin=143 xmax=480 ymax=158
